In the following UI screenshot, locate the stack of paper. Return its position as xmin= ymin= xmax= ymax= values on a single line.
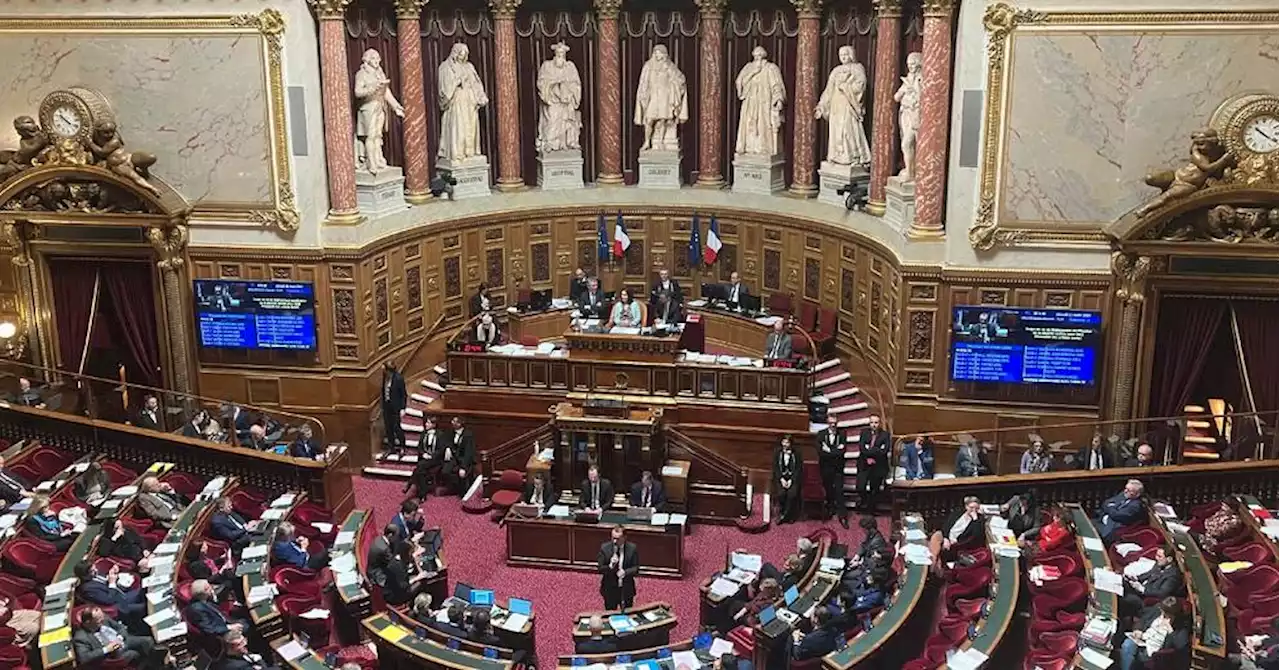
xmin=300 ymin=608 xmax=329 ymax=620
xmin=608 ymin=615 xmax=635 ymax=632
xmin=335 ymin=530 xmax=357 ymax=547
xmin=725 ymin=568 xmax=756 ymax=584
xmin=112 ymin=486 xmax=138 ymax=497
xmin=271 ymin=493 xmax=297 ymax=508
xmin=260 ymin=508 xmax=286 ymax=521
xmin=947 ymin=647 xmax=989 ymax=670
xmin=650 ymin=513 xmax=671 ymax=526
xmin=276 ymin=639 xmax=310 ymax=661
xmin=143 ymin=609 xmax=178 ymax=626
xmin=154 ymin=542 xmax=182 ymax=555
xmin=331 ymin=552 xmax=357 ymax=574
xmin=149 ymin=554 xmax=175 ymax=570
xmin=1123 ymin=557 xmax=1156 ymax=578
xmin=45 ymin=579 xmax=76 ymax=596
xmin=1093 ymin=567 xmax=1124 ymax=595
xmin=731 ymin=553 xmax=763 ymax=572
xmin=978 ymin=504 xmax=1001 ymax=516
xmin=903 ymin=544 xmax=933 ymax=566
xmin=42 ymin=612 xmax=67 ymax=630
xmin=905 ymin=528 xmax=927 ymax=541
xmin=500 ymin=612 xmax=528 ymax=632
xmin=334 ymin=571 xmax=360 ymax=588
xmin=248 ymin=584 xmax=278 ymax=606
xmin=548 ymin=505 xmax=571 ymax=518
xmin=1080 ymin=646 xmax=1115 ymax=669
xmin=709 ymin=577 xmax=740 ymax=598
xmin=1080 ymin=616 xmax=1117 ymax=646
xmin=1082 ymin=536 xmax=1105 ymax=553
xmin=1114 ymin=542 xmax=1142 ymax=557
xmin=819 ymin=557 xmax=844 ymax=573
xmin=988 ymin=516 xmax=1009 ymax=531
xmin=311 ymin=522 xmax=334 ymax=534
xmin=0 ymin=514 xmax=17 ymax=530
xmin=156 ymin=622 xmax=187 ymax=642
xmin=142 ymin=573 xmax=173 ymax=589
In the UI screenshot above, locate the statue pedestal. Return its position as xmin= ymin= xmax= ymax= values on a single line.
xmin=436 ymin=156 xmax=492 ymax=200
xmin=637 ymin=150 xmax=682 ymax=190
xmin=884 ymin=175 xmax=916 ymax=234
xmin=817 ymin=161 xmax=868 ymax=208
xmin=537 ymin=151 xmax=585 ymax=191
xmin=732 ymin=153 xmax=786 ymax=195
xmin=356 ymin=167 xmax=409 ymax=217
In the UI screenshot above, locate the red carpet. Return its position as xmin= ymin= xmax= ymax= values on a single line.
xmin=354 ymin=475 xmax=885 ymax=668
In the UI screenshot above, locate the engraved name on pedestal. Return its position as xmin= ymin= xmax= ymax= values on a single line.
xmin=537 ymin=150 xmax=585 ymax=190
xmin=817 ymin=161 xmax=868 ymax=208
xmin=883 ymin=175 xmax=916 ymax=234
xmin=638 ymin=150 xmax=682 ymax=190
xmin=437 ymin=156 xmax=492 ymax=200
xmin=732 ymin=152 xmax=786 ymax=195
xmin=355 ymin=167 xmax=409 ymax=216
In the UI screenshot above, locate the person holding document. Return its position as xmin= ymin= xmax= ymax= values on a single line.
xmin=597 ymin=526 xmax=639 ymax=609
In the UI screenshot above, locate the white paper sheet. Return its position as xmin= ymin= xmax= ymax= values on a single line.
xmin=148 ymin=554 xmax=175 ymax=569
xmin=335 ymin=571 xmax=360 ymax=588
xmin=1080 ymin=646 xmax=1115 ymax=669
xmin=154 ymin=542 xmax=182 ymax=555
xmin=1093 ymin=567 xmax=1124 ymax=595
xmin=311 ymin=522 xmax=334 ymax=534
xmin=143 ymin=609 xmax=178 ymax=626
xmin=45 ymin=578 xmax=76 ymax=596
xmin=731 ymin=553 xmax=763 ymax=573
xmin=988 ymin=516 xmax=1009 ymax=531
xmin=1114 ymin=542 xmax=1142 ymax=557
xmin=671 ymin=651 xmax=701 ymax=668
xmin=1123 ymin=557 xmax=1156 ymax=579
xmin=709 ymin=577 xmax=740 ymax=598
xmin=500 ymin=612 xmax=529 ymax=632
xmin=146 ymin=589 xmax=172 ymax=605
xmin=331 ymin=552 xmax=357 ymax=574
xmin=1082 ymin=536 xmax=1104 ymax=552
xmin=335 ymin=530 xmax=357 ymax=545
xmin=947 ymin=647 xmax=989 ymax=670
xmin=661 ymin=465 xmax=683 ymax=476
xmin=276 ymin=639 xmax=310 ymax=661
xmin=905 ymin=528 xmax=927 ymax=541
xmin=271 ymin=494 xmax=297 ymax=508
xmin=42 ymin=612 xmax=67 ymax=630
xmin=709 ymin=637 xmax=735 ymax=658
xmin=242 ymin=544 xmax=269 ymax=560
xmin=155 ymin=622 xmax=186 ymax=642
xmin=299 ymin=608 xmax=329 ymax=619
xmin=548 ymin=505 xmax=571 ymax=518
xmin=260 ymin=508 xmax=285 ymax=521
xmin=111 ymin=486 xmax=138 ymax=497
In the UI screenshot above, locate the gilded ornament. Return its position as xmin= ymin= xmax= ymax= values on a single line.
xmin=873 ymin=0 xmax=903 ymax=18
xmin=594 ymin=0 xmax=623 ymax=18
xmin=1135 ymin=129 xmax=1234 ymax=218
xmin=1110 ymin=252 xmax=1151 ymax=304
xmin=488 ymin=0 xmax=522 ymax=19
xmin=307 ymin=0 xmax=352 ymax=19
xmin=148 ymin=224 xmax=189 ymax=271
xmin=231 ymin=8 xmax=286 ymax=35
xmin=394 ymin=0 xmax=427 ymax=19
xmin=695 ymin=0 xmax=730 ymax=16
xmin=790 ymin=0 xmax=823 ymax=18
xmin=921 ymin=0 xmax=958 ymax=17
xmin=1151 ymin=204 xmax=1277 ymax=244
xmin=0 ymin=117 xmax=49 ymax=182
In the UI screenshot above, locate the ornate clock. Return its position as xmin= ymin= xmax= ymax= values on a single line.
xmin=37 ymin=87 xmax=116 ymax=144
xmin=1210 ymin=92 xmax=1279 ymax=186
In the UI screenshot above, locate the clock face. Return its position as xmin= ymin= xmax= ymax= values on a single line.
xmin=1242 ymin=114 xmax=1279 ymax=154
xmin=49 ymin=105 xmax=82 ymax=138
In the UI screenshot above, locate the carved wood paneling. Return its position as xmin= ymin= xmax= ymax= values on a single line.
xmin=803 ymin=257 xmax=820 ymax=300
xmin=443 ymin=256 xmax=461 ymax=297
xmin=485 ymin=248 xmax=505 ymax=289
xmin=406 ymin=266 xmax=422 ymax=310
xmin=531 ymin=242 xmax=551 ymax=283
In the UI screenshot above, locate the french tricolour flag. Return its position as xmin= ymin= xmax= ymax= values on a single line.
xmin=703 ymin=215 xmax=722 ymax=264
xmin=613 ymin=213 xmax=631 ymax=258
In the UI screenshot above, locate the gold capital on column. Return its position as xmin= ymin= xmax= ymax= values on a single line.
xmin=594 ymin=0 xmax=623 ymax=19
xmin=1111 ymin=251 xmax=1153 ymax=304
xmin=489 ymin=0 xmax=522 ymax=19
xmin=695 ymin=0 xmax=729 ymax=16
xmin=307 ymin=0 xmax=352 ymax=20
xmin=873 ymin=0 xmax=902 ymax=17
xmin=395 ymin=0 xmax=427 ymax=19
xmin=921 ymin=0 xmax=957 ymax=17
xmin=790 ymin=0 xmax=823 ymax=18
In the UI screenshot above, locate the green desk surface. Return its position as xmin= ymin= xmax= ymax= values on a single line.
xmin=556 ymin=641 xmax=712 ymax=669
xmin=41 ymin=522 xmax=105 ymax=668
xmin=335 ymin=509 xmax=368 ymax=604
xmin=825 ymin=516 xmax=930 ymax=668
xmin=271 ymin=637 xmax=332 ymax=670
xmin=364 ymin=613 xmax=512 ymax=669
xmin=944 ymin=520 xmax=1019 ymax=669
xmin=574 ymin=603 xmax=672 ymax=635
xmin=1166 ymin=522 xmax=1226 ymax=656
xmin=145 ymin=498 xmax=213 ymax=628
xmin=1071 ymin=507 xmax=1119 ymax=619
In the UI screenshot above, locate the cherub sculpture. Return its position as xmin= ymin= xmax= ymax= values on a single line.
xmin=1136 ymin=129 xmax=1235 ymax=217
xmin=87 ymin=121 xmax=159 ymax=196
xmin=0 ymin=116 xmax=49 ymax=182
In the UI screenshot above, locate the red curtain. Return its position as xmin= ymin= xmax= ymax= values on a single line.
xmin=1232 ymin=300 xmax=1278 ymax=417
xmin=101 ymin=261 xmax=162 ymax=389
xmin=1147 ymin=297 xmax=1227 ymax=419
xmin=47 ymin=259 xmax=101 ymax=373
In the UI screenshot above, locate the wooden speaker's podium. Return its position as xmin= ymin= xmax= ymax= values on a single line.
xmin=564 ymin=325 xmax=681 ymax=363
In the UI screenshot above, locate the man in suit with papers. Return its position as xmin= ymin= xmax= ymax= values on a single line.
xmin=136 ymin=475 xmax=186 ymax=530
xmin=74 ymin=562 xmax=147 ymax=630
xmin=597 ymin=526 xmax=640 ymax=610
xmin=579 ymin=465 xmax=614 ymax=512
xmin=522 ymin=472 xmax=556 ymax=512
xmin=576 ymin=615 xmax=618 ymax=654
xmin=72 ymin=606 xmax=162 ymax=669
xmin=570 ymin=267 xmax=590 ymax=303
xmin=1121 ymin=544 xmax=1183 ymax=614
xmin=209 ymin=497 xmax=261 ymax=554
xmin=629 ymin=470 xmax=665 ymax=509
xmin=726 ymin=272 xmax=748 ymax=308
xmin=366 ymin=524 xmax=399 ymax=588
xmin=764 ymin=320 xmax=792 ymax=360
xmin=577 ymin=277 xmax=607 ymax=318
xmin=1097 ymin=479 xmax=1146 ymax=542
xmin=185 ymin=579 xmax=249 ymax=637
xmin=429 ymin=602 xmax=471 ymax=640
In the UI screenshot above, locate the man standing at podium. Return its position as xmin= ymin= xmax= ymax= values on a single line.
xmin=578 ymin=277 xmax=607 ymax=318
xmin=765 ymin=319 xmax=792 ymax=361
xmin=579 ymin=464 xmax=615 ymax=511
xmin=570 ymin=267 xmax=590 ymax=302
xmin=597 ymin=526 xmax=639 ymax=610
xmin=727 ymin=272 xmax=748 ymax=308
xmin=650 ymin=268 xmax=682 ymax=307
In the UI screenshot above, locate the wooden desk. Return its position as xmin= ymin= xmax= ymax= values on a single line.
xmin=1234 ymin=494 xmax=1279 ymax=561
xmin=270 ymin=636 xmax=332 ymax=670
xmin=364 ymin=613 xmax=513 ymax=670
xmin=557 ymin=638 xmax=707 ymax=669
xmin=334 ymin=509 xmax=373 ymax=623
xmin=566 ymin=327 xmax=682 ymax=364
xmin=507 ymin=308 xmax=572 ymax=344
xmin=144 ymin=490 xmax=226 ymax=664
xmin=941 ymin=520 xmax=1020 ymax=670
xmin=689 ymin=306 xmax=778 ymax=354
xmin=239 ymin=493 xmax=307 ymax=644
xmin=1069 ymin=505 xmax=1118 ymax=670
xmin=504 ymin=509 xmax=684 ymax=578
xmin=429 ymin=594 xmax=536 ymax=654
xmin=1152 ymin=508 xmax=1227 ymax=669
xmin=573 ymin=601 xmax=676 ymax=652
xmin=824 ymin=515 xmax=932 ymax=669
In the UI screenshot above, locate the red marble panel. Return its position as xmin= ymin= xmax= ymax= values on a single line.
xmin=595 ymin=17 xmax=623 ymax=183
xmin=493 ymin=16 xmax=524 ymax=189
xmin=868 ymin=13 xmax=901 ymax=209
xmin=320 ymin=19 xmax=359 ymax=215
xmin=696 ymin=13 xmax=725 ymax=186
xmin=788 ymin=15 xmax=820 ymax=194
xmin=912 ymin=12 xmax=954 ymax=233
xmin=398 ymin=17 xmax=430 ymax=198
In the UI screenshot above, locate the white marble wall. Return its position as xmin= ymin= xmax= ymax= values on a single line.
xmin=0 ymin=0 xmax=329 ymax=248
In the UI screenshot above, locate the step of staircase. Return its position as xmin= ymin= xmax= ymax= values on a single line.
xmin=823 ymin=387 xmax=860 ymax=402
xmin=814 ymin=372 xmax=851 ymax=389
xmin=410 ymin=392 xmax=435 ymax=405
xmin=813 ymin=358 xmax=842 ymax=373
xmin=829 ymin=401 xmax=870 ymax=415
xmin=421 ymin=380 xmax=446 ymax=393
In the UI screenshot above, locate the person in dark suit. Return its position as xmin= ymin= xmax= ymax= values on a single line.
xmin=1126 ymin=443 xmax=1157 ymax=468
xmin=467 ymin=609 xmax=503 ymax=647
xmin=381 ymin=361 xmax=408 ymax=454
xmin=182 ymin=410 xmax=208 ymax=439
xmin=577 ymin=277 xmax=607 ymax=318
xmin=579 ymin=464 xmax=615 ymax=512
xmin=955 ymin=434 xmax=993 ymax=477
xmin=391 ymin=499 xmax=424 ymax=540
xmin=25 ymin=495 xmax=74 ymax=551
xmin=929 ymin=497 xmax=985 ymax=558
xmin=289 ymin=423 xmax=322 ymax=459
xmin=0 ymin=453 xmax=32 ymax=504
xmin=430 ymin=602 xmax=471 ymax=640
xmin=98 ymin=519 xmax=149 ymax=565
xmin=851 ymin=516 xmax=887 ymax=566
xmin=366 ymin=524 xmax=399 ymax=588
xmin=772 ymin=435 xmax=802 ymax=524
xmin=1122 ymin=545 xmax=1184 ymax=615
xmin=1097 ymin=479 xmax=1146 ymax=542
xmin=227 ymin=404 xmax=253 ymax=444
xmin=816 ymin=425 xmax=846 ymax=525
xmin=792 ymin=608 xmax=840 ymax=660
xmin=474 ymin=313 xmax=500 ymax=347
xmin=209 ymin=496 xmax=261 ymax=554
xmin=74 ymin=562 xmax=147 ymax=628
xmin=470 ymin=283 xmax=493 ymax=317
xmin=74 ymin=461 xmax=112 ymax=504
xmin=1120 ymin=597 xmax=1188 ymax=670
xmin=271 ymin=521 xmax=329 ymax=570
xmin=570 ymin=267 xmax=590 ymax=303
xmin=210 ymin=629 xmax=280 ymax=670
xmin=14 ymin=377 xmax=44 ymax=408
xmin=185 ymin=579 xmax=249 ymax=637
xmin=857 ymin=415 xmax=891 ymax=512
xmin=136 ymin=475 xmax=185 ymax=530
xmin=1076 ymin=433 xmax=1113 ymax=471
xmin=726 ymin=271 xmax=748 ymax=307
xmin=405 ymin=417 xmax=442 ymax=498
xmin=597 ymin=526 xmax=640 ymax=610
xmin=381 ymin=539 xmax=421 ymax=606
xmin=72 ymin=606 xmax=161 ymax=669
xmin=186 ymin=541 xmax=240 ymax=603
xmin=437 ymin=417 xmax=476 ymax=495
xmin=764 ymin=319 xmax=792 ymax=360
xmin=522 ymin=472 xmax=556 ymax=512
xmin=576 ymin=615 xmax=618 ymax=654
xmin=629 ymin=470 xmax=665 ymax=509
xmin=652 ymin=289 xmax=682 ymax=325
xmin=650 ymin=268 xmax=682 ymax=307
xmin=135 ymin=395 xmax=161 ymax=431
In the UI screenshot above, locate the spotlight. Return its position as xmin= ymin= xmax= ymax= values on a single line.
xmin=835 ymin=173 xmax=872 ymax=211
xmin=430 ymin=170 xmax=458 ymax=199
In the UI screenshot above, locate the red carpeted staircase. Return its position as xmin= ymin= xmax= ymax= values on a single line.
xmin=362 ymin=363 xmax=451 ymax=481
xmin=809 ymin=356 xmax=876 ymax=510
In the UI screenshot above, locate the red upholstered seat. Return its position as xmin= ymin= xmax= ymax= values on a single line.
xmin=798 ymin=301 xmax=819 ymax=333
xmin=1030 ymin=554 xmax=1085 ymax=586
xmin=947 ymin=569 xmax=993 ymax=602
xmin=26 ymin=446 xmax=72 ymax=479
xmin=1222 ymin=542 xmax=1274 ymax=566
xmin=272 ymin=566 xmax=324 ymax=599
xmin=489 ymin=470 xmax=525 ymax=511
xmin=278 ymin=593 xmax=330 ymax=647
xmin=1032 ymin=580 xmax=1090 ymax=619
xmin=727 ymin=624 xmax=755 ymax=656
xmin=160 ymin=471 xmax=205 ymax=498
xmin=1190 ymin=501 xmax=1227 ymax=521
xmin=230 ymin=489 xmax=268 ymax=519
xmin=292 ymin=501 xmax=335 ymax=525
xmin=937 ymin=616 xmax=971 ymax=643
xmin=1112 ymin=526 xmax=1162 ymax=548
xmin=1032 ymin=630 xmax=1080 ymax=658
xmin=100 ymin=461 xmax=139 ymax=487
xmin=1224 ymin=565 xmax=1278 ymax=604
xmin=0 ymin=627 xmax=15 ymax=646
xmin=8 ymin=463 xmax=41 ymax=484
xmin=1028 ymin=610 xmax=1087 ymax=637
xmin=0 ymin=644 xmax=26 ymax=667
xmin=1239 ymin=607 xmax=1279 ymax=636
xmin=0 ymin=573 xmax=37 ymax=600
xmin=946 ymin=597 xmax=986 ymax=620
xmin=3 ymin=539 xmax=60 ymax=583
xmin=175 ymin=581 xmax=194 ymax=606
xmin=1024 ymin=653 xmax=1069 ymax=670
xmin=767 ymin=292 xmax=793 ymax=316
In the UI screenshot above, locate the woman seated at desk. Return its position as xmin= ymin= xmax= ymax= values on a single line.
xmin=608 ymin=289 xmax=642 ymax=329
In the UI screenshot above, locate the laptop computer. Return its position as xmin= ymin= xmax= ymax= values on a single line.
xmin=627 ymin=505 xmax=653 ymax=522
xmin=508 ymin=598 xmax=532 ymax=616
xmin=784 ymin=585 xmax=800 ymax=606
xmin=757 ymin=604 xmax=789 ymax=637
xmin=470 ymin=589 xmax=495 ymax=607
xmin=453 ymin=583 xmax=473 ymax=603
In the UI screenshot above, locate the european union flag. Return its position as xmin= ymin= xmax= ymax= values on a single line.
xmin=688 ymin=212 xmax=702 ymax=269
xmin=596 ymin=212 xmax=609 ymax=263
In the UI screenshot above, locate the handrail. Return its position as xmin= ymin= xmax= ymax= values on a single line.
xmin=0 ymin=359 xmax=329 ymax=446
xmin=479 ymin=420 xmax=554 ymax=475
xmin=398 ymin=311 xmax=448 ymax=371
xmin=665 ymin=426 xmax=743 ymax=478
xmin=841 ymin=333 xmax=890 ymax=431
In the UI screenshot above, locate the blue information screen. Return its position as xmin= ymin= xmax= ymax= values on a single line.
xmin=194 ymin=280 xmax=317 ymax=350
xmin=949 ymin=307 xmax=1101 ymax=386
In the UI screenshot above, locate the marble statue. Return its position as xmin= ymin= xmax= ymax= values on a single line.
xmin=354 ymin=48 xmax=405 ymax=174
xmin=734 ymin=46 xmax=786 ymax=156
xmin=536 ymin=42 xmax=583 ymax=153
xmin=815 ymin=46 xmax=871 ymax=167
xmin=438 ymin=42 xmax=490 ymax=161
xmin=634 ymin=45 xmax=688 ymax=152
xmin=894 ymin=52 xmax=923 ymax=180
xmin=1136 ymin=129 xmax=1235 ymax=217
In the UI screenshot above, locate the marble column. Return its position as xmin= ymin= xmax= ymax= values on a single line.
xmin=310 ymin=0 xmax=361 ymax=224
xmin=910 ymin=0 xmax=956 ymax=237
xmin=595 ymin=0 xmax=624 ymax=184
xmin=788 ymin=0 xmax=822 ymax=197
xmin=396 ymin=0 xmax=431 ymax=203
xmin=865 ymin=0 xmax=902 ymax=215
xmin=490 ymin=0 xmax=525 ymax=191
xmin=694 ymin=0 xmax=728 ymax=188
